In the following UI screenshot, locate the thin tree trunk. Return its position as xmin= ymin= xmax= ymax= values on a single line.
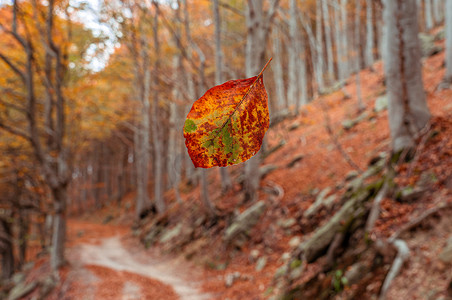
xmin=272 ymin=24 xmax=287 ymax=110
xmin=152 ymin=1 xmax=166 ymax=214
xmin=243 ymin=0 xmax=279 ymax=202
xmin=354 ymin=0 xmax=362 ymax=72
xmin=129 ymin=5 xmax=151 ymax=218
xmin=182 ymin=0 xmax=216 ymax=214
xmin=316 ymin=0 xmax=326 ymax=91
xmin=365 ymin=0 xmax=374 ymax=67
xmin=0 ymin=218 xmax=14 ymax=280
xmin=334 ymin=0 xmax=345 ymax=81
xmin=323 ymin=0 xmax=335 ymax=83
xmin=340 ymin=0 xmax=350 ymax=79
xmin=182 ymin=0 xmax=199 ymax=186
xmin=355 ymin=0 xmax=365 ymax=111
xmin=297 ymin=30 xmax=308 ymax=109
xmin=432 ymin=0 xmax=443 ymax=24
xmin=300 ymin=10 xmax=324 ymax=95
xmin=18 ymin=209 xmax=28 ymax=268
xmin=213 ymin=0 xmax=232 ymax=193
xmin=425 ymin=0 xmax=434 ymax=31
xmin=444 ymin=0 xmax=452 ymax=82
xmin=288 ymin=0 xmax=299 ymax=109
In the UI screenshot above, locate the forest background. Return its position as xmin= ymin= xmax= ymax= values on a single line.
xmin=0 ymin=0 xmax=452 ymax=299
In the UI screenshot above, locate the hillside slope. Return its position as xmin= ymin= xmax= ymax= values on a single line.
xmin=140 ymin=29 xmax=452 ymax=299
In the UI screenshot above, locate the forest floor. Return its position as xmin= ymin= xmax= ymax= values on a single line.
xmin=51 ymin=218 xmax=210 ymax=300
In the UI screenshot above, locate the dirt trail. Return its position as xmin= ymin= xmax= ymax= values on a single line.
xmin=64 ymin=219 xmax=210 ymax=300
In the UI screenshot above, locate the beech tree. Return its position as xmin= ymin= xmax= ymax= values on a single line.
xmin=365 ymin=0 xmax=375 ymax=67
xmin=213 ymin=0 xmax=233 ymax=193
xmin=444 ymin=0 xmax=452 ymax=83
xmin=383 ymin=0 xmax=431 ymax=153
xmin=244 ymin=0 xmax=279 ymax=202
xmin=0 ymin=0 xmax=71 ymax=270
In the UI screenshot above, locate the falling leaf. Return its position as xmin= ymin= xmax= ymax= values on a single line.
xmin=184 ymin=58 xmax=272 ymax=168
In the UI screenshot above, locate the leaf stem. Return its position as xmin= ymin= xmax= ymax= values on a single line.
xmin=258 ymin=57 xmax=273 ymax=78
xmin=208 ymin=58 xmax=272 ymax=142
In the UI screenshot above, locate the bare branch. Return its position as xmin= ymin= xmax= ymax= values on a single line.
xmin=219 ymin=1 xmax=244 ymax=16
xmin=0 ymin=97 xmax=27 ymax=113
xmin=0 ymin=53 xmax=26 ymax=82
xmin=0 ymin=121 xmax=31 ymax=141
xmin=389 ymin=200 xmax=452 ymax=242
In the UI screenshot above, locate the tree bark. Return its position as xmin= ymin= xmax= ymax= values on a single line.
xmin=383 ymin=0 xmax=431 ymax=152
xmin=297 ymin=30 xmax=308 ymax=109
xmin=315 ymin=0 xmax=326 ymax=91
xmin=50 ymin=187 xmax=67 ymax=269
xmin=288 ymin=0 xmax=299 ymax=109
xmin=0 ymin=218 xmax=14 ymax=280
xmin=213 ymin=0 xmax=232 ymax=193
xmin=432 ymin=0 xmax=443 ymax=24
xmin=354 ymin=0 xmax=362 ymax=72
xmin=365 ymin=0 xmax=375 ymax=67
xmin=0 ymin=0 xmax=71 ymax=270
xmin=323 ymin=0 xmax=335 ymax=83
xmin=182 ymin=0 xmax=199 ymax=186
xmin=444 ymin=0 xmax=452 ymax=82
xmin=425 ymin=0 xmax=434 ymax=31
xmin=334 ymin=0 xmax=346 ymax=81
xmin=340 ymin=0 xmax=350 ymax=79
xmin=244 ymin=0 xmax=279 ymax=202
xmin=151 ymin=0 xmax=166 ymax=214
xmin=300 ymin=8 xmax=324 ymax=95
xmin=272 ymin=24 xmax=287 ymax=110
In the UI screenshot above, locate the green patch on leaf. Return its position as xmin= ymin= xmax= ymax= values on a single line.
xmin=184 ymin=119 xmax=197 ymax=133
xmin=222 ymin=121 xmax=233 ymax=151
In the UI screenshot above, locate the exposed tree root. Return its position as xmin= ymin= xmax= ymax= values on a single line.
xmin=379 ymin=239 xmax=410 ymax=299
xmin=389 ymin=200 xmax=452 ymax=242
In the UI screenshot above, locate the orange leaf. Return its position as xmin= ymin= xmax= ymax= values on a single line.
xmin=184 ymin=58 xmax=272 ymax=168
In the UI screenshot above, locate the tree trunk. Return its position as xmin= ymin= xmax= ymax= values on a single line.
xmin=137 ymin=64 xmax=151 ymax=215
xmin=213 ymin=0 xmax=232 ymax=193
xmin=297 ymin=30 xmax=308 ymax=109
xmin=152 ymin=1 xmax=166 ymax=214
xmin=182 ymin=0 xmax=199 ymax=186
xmin=323 ymin=0 xmax=335 ymax=83
xmin=316 ymin=0 xmax=326 ymax=91
xmin=445 ymin=0 xmax=452 ymax=82
xmin=355 ymin=0 xmax=365 ymax=111
xmin=365 ymin=0 xmax=375 ymax=67
xmin=244 ymin=0 xmax=263 ymax=203
xmin=288 ymin=0 xmax=298 ymax=109
xmin=0 ymin=218 xmax=14 ymax=280
xmin=354 ymin=0 xmax=362 ymax=72
xmin=425 ymin=0 xmax=434 ymax=31
xmin=50 ymin=187 xmax=67 ymax=269
xmin=300 ymin=8 xmax=324 ymax=95
xmin=18 ymin=209 xmax=28 ymax=268
xmin=167 ymin=54 xmax=182 ymax=203
xmin=340 ymin=0 xmax=350 ymax=79
xmin=383 ymin=0 xmax=431 ymax=153
xmin=129 ymin=5 xmax=152 ymax=218
xmin=334 ymin=0 xmax=345 ymax=81
xmin=432 ymin=0 xmax=443 ymax=24
xmin=244 ymin=0 xmax=278 ymax=202
xmin=272 ymin=24 xmax=287 ymax=110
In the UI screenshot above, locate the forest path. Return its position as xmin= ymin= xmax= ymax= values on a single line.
xmin=63 ymin=218 xmax=210 ymax=300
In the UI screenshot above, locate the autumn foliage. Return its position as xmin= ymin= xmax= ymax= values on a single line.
xmin=184 ymin=59 xmax=272 ymax=168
